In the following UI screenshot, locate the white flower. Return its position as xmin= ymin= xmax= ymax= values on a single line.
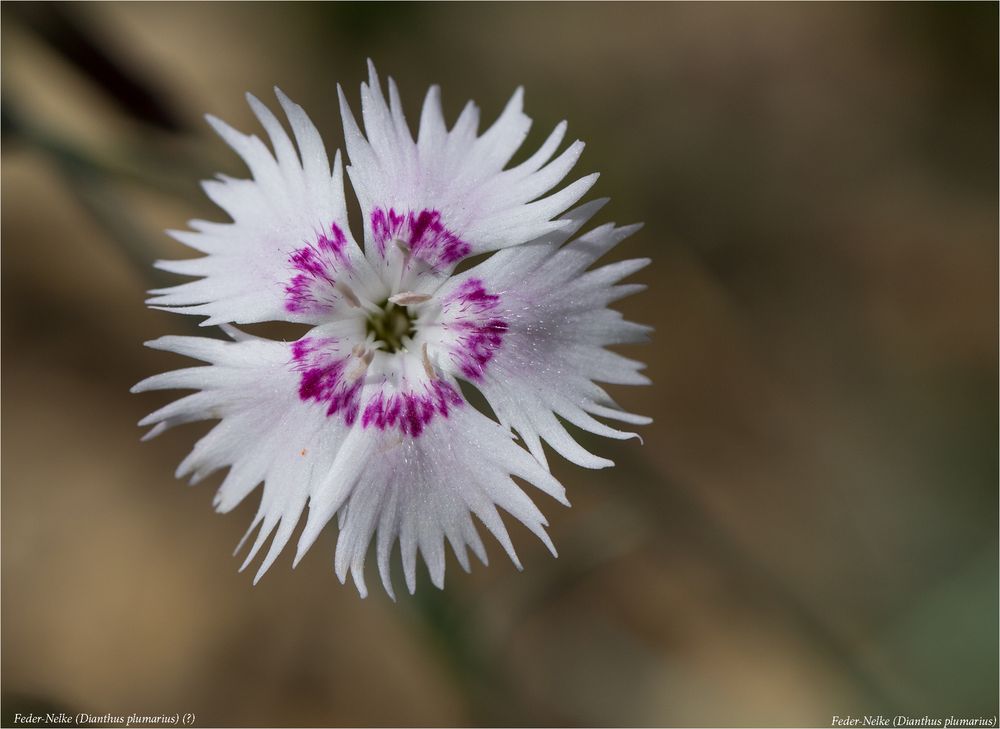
xmin=133 ymin=63 xmax=651 ymax=598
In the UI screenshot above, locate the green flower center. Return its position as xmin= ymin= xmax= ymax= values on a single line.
xmin=366 ymin=299 xmax=416 ymax=353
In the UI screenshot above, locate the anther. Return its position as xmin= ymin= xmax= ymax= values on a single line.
xmin=389 ymin=292 xmax=431 ymax=305
xmin=421 ymin=343 xmax=437 ymax=380
xmin=336 ymin=282 xmax=361 ymax=308
xmin=345 ymin=345 xmax=374 ymax=382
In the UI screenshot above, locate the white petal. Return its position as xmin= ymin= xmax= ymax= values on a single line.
xmin=153 ymin=92 xmax=382 ymax=326
xmin=317 ymin=402 xmax=566 ymax=596
xmin=340 ymin=63 xmax=598 ymax=270
xmin=432 ymin=208 xmax=651 ymax=470
xmin=136 ymin=335 xmax=354 ymax=580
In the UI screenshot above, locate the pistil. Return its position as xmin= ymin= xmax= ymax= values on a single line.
xmin=365 ymin=298 xmax=417 ymax=353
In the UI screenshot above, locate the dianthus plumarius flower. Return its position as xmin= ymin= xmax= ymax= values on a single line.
xmin=133 ymin=62 xmax=651 ymax=598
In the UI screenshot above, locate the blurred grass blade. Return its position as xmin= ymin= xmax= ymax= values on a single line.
xmin=8 ymin=1 xmax=186 ymax=132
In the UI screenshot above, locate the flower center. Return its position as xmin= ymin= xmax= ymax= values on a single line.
xmin=366 ymin=299 xmax=416 ymax=353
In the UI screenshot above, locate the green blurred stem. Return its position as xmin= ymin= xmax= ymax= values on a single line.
xmin=409 ymin=588 xmax=528 ymax=726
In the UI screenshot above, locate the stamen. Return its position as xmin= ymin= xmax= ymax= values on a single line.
xmin=393 ymin=238 xmax=418 ymax=291
xmin=388 ymin=292 xmax=431 ymax=305
xmin=345 ymin=345 xmax=374 ymax=383
xmin=421 ymin=343 xmax=437 ymax=380
xmin=336 ymin=281 xmax=361 ymax=308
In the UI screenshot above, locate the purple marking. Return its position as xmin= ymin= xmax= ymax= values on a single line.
xmin=284 ymin=222 xmax=352 ymax=315
xmin=361 ymin=380 xmax=463 ymax=438
xmin=444 ymin=278 xmax=501 ymax=310
xmin=291 ymin=337 xmax=362 ymax=425
xmin=451 ymin=318 xmax=508 ymax=381
xmin=442 ymin=279 xmax=508 ymax=381
xmin=292 ymin=337 xmax=464 ymax=437
xmin=370 ymin=207 xmax=471 ymax=268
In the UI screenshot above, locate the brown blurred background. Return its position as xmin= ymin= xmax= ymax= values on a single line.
xmin=2 ymin=3 xmax=997 ymax=727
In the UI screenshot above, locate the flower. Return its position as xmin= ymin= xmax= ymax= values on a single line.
xmin=133 ymin=63 xmax=651 ymax=598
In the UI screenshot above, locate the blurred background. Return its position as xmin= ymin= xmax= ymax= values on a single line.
xmin=2 ymin=3 xmax=997 ymax=727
